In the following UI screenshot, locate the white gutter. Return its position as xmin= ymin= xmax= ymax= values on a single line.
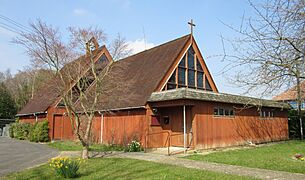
xmin=76 ymin=106 xmax=146 ymax=114
xmin=16 ymin=111 xmax=47 ymax=117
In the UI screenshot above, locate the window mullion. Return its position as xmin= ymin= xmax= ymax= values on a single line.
xmin=203 ymin=74 xmax=206 ymax=90
xmin=185 ymin=51 xmax=188 ymax=87
xmin=175 ymin=67 xmax=178 ymax=88
xmin=195 ymin=55 xmax=197 ymax=89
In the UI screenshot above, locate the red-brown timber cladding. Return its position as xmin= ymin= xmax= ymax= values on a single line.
xmin=19 ymin=114 xmax=47 ymax=124
xmin=19 ymin=100 xmax=288 ymax=149
xmin=97 ymin=110 xmax=148 ymax=145
xmin=193 ymin=101 xmax=288 ymax=149
xmin=146 ymin=100 xmax=288 ymax=149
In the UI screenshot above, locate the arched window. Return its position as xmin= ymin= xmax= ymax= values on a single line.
xmin=163 ymin=46 xmax=213 ymax=91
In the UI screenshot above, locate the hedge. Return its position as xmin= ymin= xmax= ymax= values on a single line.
xmin=9 ymin=120 xmax=49 ymax=142
xmin=29 ymin=120 xmax=49 ymax=142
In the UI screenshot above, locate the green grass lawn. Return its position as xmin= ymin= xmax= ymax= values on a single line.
xmin=4 ymin=158 xmax=254 ymax=180
xmin=186 ymin=140 xmax=305 ymax=174
xmin=48 ymin=141 xmax=125 ymax=152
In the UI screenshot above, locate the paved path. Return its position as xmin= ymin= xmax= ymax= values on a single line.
xmin=0 ymin=137 xmax=58 ymax=176
xmin=112 ymin=152 xmax=305 ymax=180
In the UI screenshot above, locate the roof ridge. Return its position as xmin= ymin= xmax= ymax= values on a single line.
xmin=114 ymin=34 xmax=191 ymax=62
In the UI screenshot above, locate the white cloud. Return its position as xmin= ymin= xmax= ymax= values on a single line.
xmin=73 ymin=8 xmax=88 ymax=17
xmin=127 ymin=39 xmax=154 ymax=54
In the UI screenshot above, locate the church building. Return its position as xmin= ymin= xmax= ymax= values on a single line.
xmin=17 ymin=33 xmax=289 ymax=153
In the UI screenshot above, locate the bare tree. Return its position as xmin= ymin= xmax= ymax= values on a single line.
xmin=68 ymin=26 xmax=107 ymax=54
xmin=222 ymin=0 xmax=305 ymax=138
xmin=109 ymin=33 xmax=132 ymax=60
xmin=14 ymin=20 xmax=130 ymax=158
xmin=5 ymin=68 xmax=52 ymax=110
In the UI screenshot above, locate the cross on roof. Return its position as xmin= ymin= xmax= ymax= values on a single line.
xmin=188 ymin=19 xmax=196 ymax=35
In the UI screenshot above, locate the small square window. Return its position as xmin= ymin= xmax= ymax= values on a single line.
xmin=214 ymin=108 xmax=219 ymax=115
xmin=229 ymin=109 xmax=234 ymax=116
xmin=225 ymin=109 xmax=229 ymax=116
xmin=219 ymin=109 xmax=224 ymax=116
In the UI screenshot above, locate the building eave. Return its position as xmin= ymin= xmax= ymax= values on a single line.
xmin=16 ymin=111 xmax=47 ymax=117
xmin=148 ymin=88 xmax=290 ymax=109
xmin=75 ymin=106 xmax=147 ymax=114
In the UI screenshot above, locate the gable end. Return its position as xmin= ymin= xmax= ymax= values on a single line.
xmin=156 ymin=35 xmax=218 ymax=92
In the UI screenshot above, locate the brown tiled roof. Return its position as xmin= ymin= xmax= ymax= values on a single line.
xmin=273 ymin=81 xmax=305 ymax=101
xmin=82 ymin=34 xmax=191 ymax=111
xmin=18 ymin=35 xmax=191 ymax=115
xmin=17 ymin=47 xmax=106 ymax=116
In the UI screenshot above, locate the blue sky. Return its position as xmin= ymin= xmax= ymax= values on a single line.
xmin=0 ymin=0 xmax=257 ymax=95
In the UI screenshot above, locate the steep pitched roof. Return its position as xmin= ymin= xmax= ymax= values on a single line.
xmin=17 ymin=46 xmax=108 ymax=116
xmin=87 ymin=34 xmax=192 ymax=111
xmin=273 ymin=81 xmax=305 ymax=101
xmin=18 ymin=34 xmax=191 ymax=115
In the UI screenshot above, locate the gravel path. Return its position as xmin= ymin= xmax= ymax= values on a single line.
xmin=113 ymin=152 xmax=305 ymax=180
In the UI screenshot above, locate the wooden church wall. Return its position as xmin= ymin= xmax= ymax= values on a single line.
xmin=19 ymin=114 xmax=47 ymax=124
xmin=47 ymin=107 xmax=148 ymax=144
xmin=193 ymin=101 xmax=288 ymax=149
xmin=98 ymin=109 xmax=148 ymax=145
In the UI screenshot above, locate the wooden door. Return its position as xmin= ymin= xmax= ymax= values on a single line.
xmin=170 ymin=107 xmax=184 ymax=146
xmin=170 ymin=106 xmax=193 ymax=147
xmin=159 ymin=106 xmax=192 ymax=147
xmin=63 ymin=118 xmax=74 ymax=140
xmin=53 ymin=115 xmax=62 ymax=140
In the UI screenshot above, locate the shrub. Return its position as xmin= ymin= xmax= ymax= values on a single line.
xmin=288 ymin=110 xmax=305 ymax=139
xmin=12 ymin=123 xmax=33 ymax=140
xmin=126 ymin=140 xmax=141 ymax=152
xmin=30 ymin=120 xmax=49 ymax=142
xmin=10 ymin=120 xmax=49 ymax=142
xmin=9 ymin=123 xmax=15 ymax=138
xmin=49 ymin=157 xmax=83 ymax=178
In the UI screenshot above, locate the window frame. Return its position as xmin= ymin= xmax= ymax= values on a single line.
xmin=162 ymin=45 xmax=213 ymax=91
xmin=259 ymin=109 xmax=275 ymax=119
xmin=213 ymin=106 xmax=235 ymax=118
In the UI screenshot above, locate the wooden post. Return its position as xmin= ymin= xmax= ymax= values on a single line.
xmin=34 ymin=113 xmax=38 ymax=122
xmin=183 ymin=105 xmax=186 ymax=154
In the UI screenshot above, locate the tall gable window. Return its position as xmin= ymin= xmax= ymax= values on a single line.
xmin=70 ymin=53 xmax=109 ymax=103
xmin=163 ymin=46 xmax=213 ymax=91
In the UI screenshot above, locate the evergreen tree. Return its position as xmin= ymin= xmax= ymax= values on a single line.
xmin=0 ymin=83 xmax=17 ymax=118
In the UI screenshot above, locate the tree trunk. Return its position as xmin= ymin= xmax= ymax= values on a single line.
xmin=296 ymin=75 xmax=303 ymax=140
xmin=80 ymin=115 xmax=94 ymax=159
xmin=82 ymin=145 xmax=89 ymax=159
xmin=31 ymin=72 xmax=36 ymax=99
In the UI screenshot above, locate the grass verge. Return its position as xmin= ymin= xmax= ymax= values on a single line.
xmin=4 ymin=157 xmax=254 ymax=180
xmin=47 ymin=141 xmax=125 ymax=152
xmin=186 ymin=140 xmax=305 ymax=174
